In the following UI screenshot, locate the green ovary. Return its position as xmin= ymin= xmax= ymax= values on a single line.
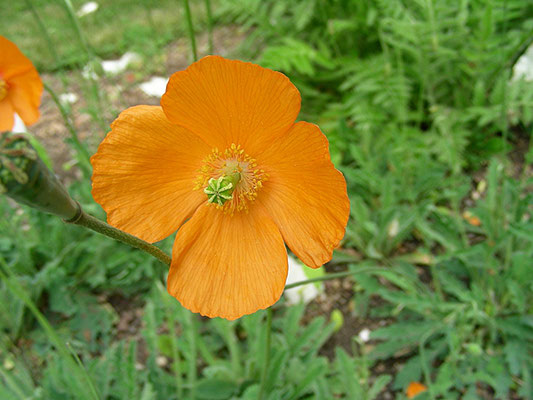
xmin=203 ymin=172 xmax=241 ymax=206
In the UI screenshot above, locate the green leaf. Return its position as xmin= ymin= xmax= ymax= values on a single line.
xmin=140 ymin=382 xmax=157 ymax=400
xmin=393 ymin=356 xmax=422 ymax=390
xmin=287 ymin=357 xmax=327 ymax=400
xmin=368 ymin=375 xmax=392 ymax=400
xmin=334 ymin=348 xmax=363 ymax=398
xmin=196 ymin=378 xmax=238 ymax=400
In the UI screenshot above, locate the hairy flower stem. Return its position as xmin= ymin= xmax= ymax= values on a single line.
xmin=67 ymin=208 xmax=171 ymax=266
xmin=2 ymin=133 xmax=170 ymax=267
xmin=258 ymin=308 xmax=273 ymax=400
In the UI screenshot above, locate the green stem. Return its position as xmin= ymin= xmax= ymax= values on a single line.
xmin=185 ymin=312 xmax=198 ymax=400
xmin=43 ymin=82 xmax=92 ymax=178
xmin=204 ymin=0 xmax=214 ymax=53
xmin=61 ymin=0 xmax=108 ymax=131
xmin=142 ymin=0 xmax=158 ymax=36
xmin=68 ymin=209 xmax=171 ymax=266
xmin=161 ymin=284 xmax=184 ymax=398
xmin=258 ymin=308 xmax=273 ymax=400
xmin=24 ymin=0 xmax=60 ymax=70
xmin=61 ymin=0 xmax=94 ymax=61
xmin=182 ymin=0 xmax=198 ymax=61
xmin=223 ymin=322 xmax=241 ymax=377
xmin=430 ymin=263 xmax=444 ymax=300
xmin=284 ymin=267 xmax=384 ymax=290
xmin=24 ymin=0 xmax=70 ymax=91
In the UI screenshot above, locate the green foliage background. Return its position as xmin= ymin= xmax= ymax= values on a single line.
xmin=0 ymin=0 xmax=532 ymax=399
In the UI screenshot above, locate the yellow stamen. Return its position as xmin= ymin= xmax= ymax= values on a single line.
xmin=194 ymin=143 xmax=268 ymax=215
xmin=0 ymin=79 xmax=8 ymax=102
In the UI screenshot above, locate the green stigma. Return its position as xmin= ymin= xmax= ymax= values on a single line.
xmin=204 ymin=173 xmax=241 ymax=206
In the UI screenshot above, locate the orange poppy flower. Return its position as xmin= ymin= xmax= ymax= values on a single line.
xmin=91 ymin=56 xmax=350 ymax=320
xmin=406 ymin=382 xmax=427 ymax=398
xmin=0 ymin=36 xmax=43 ymax=132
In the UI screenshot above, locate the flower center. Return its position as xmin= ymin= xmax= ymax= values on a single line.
xmin=195 ymin=144 xmax=267 ymax=214
xmin=0 ymin=78 xmax=7 ymax=102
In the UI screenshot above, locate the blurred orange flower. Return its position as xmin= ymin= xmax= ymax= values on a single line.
xmin=406 ymin=382 xmax=427 ymax=398
xmin=0 ymin=36 xmax=43 ymax=132
xmin=91 ymin=56 xmax=349 ymax=320
xmin=463 ymin=211 xmax=482 ymax=227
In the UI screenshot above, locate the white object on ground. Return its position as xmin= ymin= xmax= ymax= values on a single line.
xmin=59 ymin=92 xmax=78 ymax=106
xmin=82 ymin=64 xmax=98 ymax=80
xmin=284 ymin=255 xmax=322 ymax=305
xmin=387 ymin=218 xmax=400 ymax=238
xmin=102 ymin=52 xmax=141 ymax=75
xmin=513 ymin=43 xmax=533 ymax=81
xmin=77 ymin=2 xmax=99 ymax=17
xmin=139 ymin=77 xmax=169 ymax=97
xmin=12 ymin=113 xmax=27 ymax=133
xmin=358 ymin=328 xmax=371 ymax=343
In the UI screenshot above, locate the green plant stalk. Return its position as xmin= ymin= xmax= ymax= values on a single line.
xmin=142 ymin=0 xmax=158 ymax=36
xmin=185 ymin=312 xmax=198 ymax=400
xmin=2 ymin=133 xmax=170 ymax=266
xmin=204 ymin=0 xmax=214 ymax=53
xmin=429 ymin=263 xmax=444 ymax=300
xmin=284 ymin=267 xmax=384 ymax=290
xmin=182 ymin=0 xmax=198 ymax=61
xmin=24 ymin=0 xmax=61 ymax=71
xmin=161 ymin=284 xmax=184 ymax=399
xmin=223 ymin=322 xmax=241 ymax=377
xmin=68 ymin=209 xmax=171 ymax=266
xmin=419 ymin=327 xmax=440 ymax=400
xmin=0 ymin=368 xmax=29 ymax=399
xmin=0 ymin=257 xmax=100 ymax=400
xmin=258 ymin=308 xmax=273 ymax=400
xmin=61 ymin=0 xmax=108 ymax=131
xmin=196 ymin=335 xmax=216 ymax=365
xmin=61 ymin=0 xmax=94 ymax=61
xmin=43 ymin=82 xmax=92 ymax=178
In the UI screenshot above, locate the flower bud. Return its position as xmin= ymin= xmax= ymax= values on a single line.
xmin=1 ymin=133 xmax=79 ymax=220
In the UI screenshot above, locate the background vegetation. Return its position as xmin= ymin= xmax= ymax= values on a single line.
xmin=1 ymin=0 xmax=532 ymax=399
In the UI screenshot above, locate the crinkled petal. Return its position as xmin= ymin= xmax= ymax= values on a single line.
xmin=0 ymin=36 xmax=37 ymax=80
xmin=167 ymin=204 xmax=288 ymax=320
xmin=7 ymin=73 xmax=42 ymax=126
xmin=91 ymin=105 xmax=210 ymax=243
xmin=256 ymin=121 xmax=350 ymax=268
xmin=161 ymin=55 xmax=301 ymax=153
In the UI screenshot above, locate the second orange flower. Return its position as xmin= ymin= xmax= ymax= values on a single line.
xmin=0 ymin=36 xmax=42 ymax=132
xmin=91 ymin=56 xmax=350 ymax=320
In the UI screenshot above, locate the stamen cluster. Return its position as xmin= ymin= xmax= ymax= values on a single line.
xmin=0 ymin=79 xmax=7 ymax=102
xmin=195 ymin=143 xmax=267 ymax=214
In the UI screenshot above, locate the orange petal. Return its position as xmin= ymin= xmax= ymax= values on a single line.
xmin=0 ymin=36 xmax=37 ymax=80
xmin=256 ymin=121 xmax=350 ymax=268
xmin=7 ymin=73 xmax=42 ymax=126
xmin=0 ymin=37 xmax=42 ymax=128
xmin=167 ymin=204 xmax=288 ymax=320
xmin=406 ymin=382 xmax=427 ymax=398
xmin=91 ymin=105 xmax=210 ymax=243
xmin=161 ymin=55 xmax=301 ymax=153
xmin=0 ymin=99 xmax=14 ymax=132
